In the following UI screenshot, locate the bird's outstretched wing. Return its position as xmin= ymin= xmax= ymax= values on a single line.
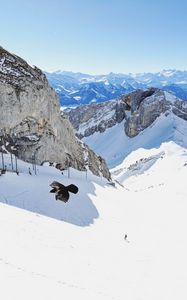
xmin=66 ymin=184 xmax=79 ymax=194
xmin=49 ymin=188 xmax=56 ymax=193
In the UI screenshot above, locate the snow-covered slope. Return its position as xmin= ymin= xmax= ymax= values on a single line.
xmin=1 ymin=140 xmax=187 ymax=300
xmin=83 ymin=113 xmax=187 ymax=167
xmin=0 ymin=156 xmax=108 ymax=226
xmin=1 ymin=63 xmax=187 ymax=300
xmin=78 ymin=88 xmax=187 ymax=168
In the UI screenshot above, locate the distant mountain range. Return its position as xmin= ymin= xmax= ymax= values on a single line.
xmin=45 ymin=70 xmax=187 ymax=106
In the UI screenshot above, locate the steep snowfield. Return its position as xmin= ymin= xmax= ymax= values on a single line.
xmin=83 ymin=112 xmax=187 ymax=168
xmin=0 ymin=158 xmax=106 ymax=226
xmin=1 ymin=138 xmax=187 ymax=300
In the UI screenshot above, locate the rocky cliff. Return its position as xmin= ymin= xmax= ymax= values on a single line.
xmin=67 ymin=88 xmax=187 ymax=139
xmin=0 ymin=47 xmax=110 ymax=179
xmin=68 ymin=100 xmax=129 ymax=139
xmin=122 ymin=88 xmax=187 ymax=137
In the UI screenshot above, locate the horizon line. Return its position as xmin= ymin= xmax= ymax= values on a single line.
xmin=44 ymin=68 xmax=187 ymax=76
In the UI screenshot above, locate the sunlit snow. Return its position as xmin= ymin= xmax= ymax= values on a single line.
xmin=1 ymin=110 xmax=187 ymax=300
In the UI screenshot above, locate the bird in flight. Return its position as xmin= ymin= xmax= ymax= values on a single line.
xmin=50 ymin=181 xmax=79 ymax=203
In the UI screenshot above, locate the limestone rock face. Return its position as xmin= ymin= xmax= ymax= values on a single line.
xmin=68 ymin=87 xmax=187 ymax=141
xmin=172 ymin=100 xmax=187 ymax=121
xmin=121 ymin=88 xmax=157 ymax=113
xmin=67 ymin=100 xmax=128 ymax=139
xmin=124 ymin=89 xmax=187 ymax=137
xmin=0 ymin=47 xmax=110 ymax=179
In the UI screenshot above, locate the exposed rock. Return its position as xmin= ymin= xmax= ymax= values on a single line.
xmin=124 ymin=89 xmax=171 ymax=137
xmin=121 ymin=88 xmax=158 ymax=113
xmin=68 ymin=87 xmax=187 ymax=141
xmin=0 ymin=47 xmax=110 ymax=179
xmin=172 ymin=100 xmax=187 ymax=121
xmin=124 ymin=89 xmax=187 ymax=137
xmin=67 ymin=100 xmax=128 ymax=139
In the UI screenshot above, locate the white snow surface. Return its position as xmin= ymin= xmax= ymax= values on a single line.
xmin=0 ymin=159 xmax=102 ymax=227
xmin=0 ymin=138 xmax=187 ymax=299
xmin=83 ymin=112 xmax=187 ymax=168
xmin=1 ymin=109 xmax=187 ymax=299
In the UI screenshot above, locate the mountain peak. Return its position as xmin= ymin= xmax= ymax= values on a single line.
xmin=67 ymin=88 xmax=187 ymax=167
xmin=159 ymin=69 xmax=177 ymax=77
xmin=0 ymin=46 xmax=47 ymax=87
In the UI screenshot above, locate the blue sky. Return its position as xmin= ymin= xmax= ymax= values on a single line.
xmin=1 ymin=0 xmax=187 ymax=74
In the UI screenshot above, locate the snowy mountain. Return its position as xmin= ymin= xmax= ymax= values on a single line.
xmin=45 ymin=70 xmax=129 ymax=107
xmin=68 ymin=98 xmax=128 ymax=139
xmin=45 ymin=69 xmax=187 ymax=106
xmin=1 ymin=131 xmax=187 ymax=300
xmin=1 ymin=49 xmax=187 ymax=300
xmin=1 ymin=73 xmax=187 ymax=300
xmin=68 ymin=88 xmax=187 ymax=168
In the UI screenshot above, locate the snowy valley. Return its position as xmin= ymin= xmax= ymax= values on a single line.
xmin=1 ymin=47 xmax=187 ymax=300
xmin=1 ymin=136 xmax=187 ymax=300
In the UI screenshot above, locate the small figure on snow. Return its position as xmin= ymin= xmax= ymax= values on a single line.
xmin=124 ymin=234 xmax=130 ymax=243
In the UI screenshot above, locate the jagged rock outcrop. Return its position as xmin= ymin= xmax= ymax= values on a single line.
xmin=172 ymin=99 xmax=187 ymax=121
xmin=0 ymin=46 xmax=110 ymax=179
xmin=123 ymin=89 xmax=187 ymax=137
xmin=67 ymin=100 xmax=129 ymax=139
xmin=121 ymin=88 xmax=157 ymax=113
xmin=68 ymin=87 xmax=187 ymax=140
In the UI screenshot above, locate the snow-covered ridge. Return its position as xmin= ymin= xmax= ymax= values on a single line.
xmin=112 ymin=141 xmax=187 ymax=192
xmin=68 ymin=88 xmax=187 ymax=142
xmin=46 ymin=69 xmax=187 ymax=107
xmin=80 ymin=89 xmax=187 ymax=168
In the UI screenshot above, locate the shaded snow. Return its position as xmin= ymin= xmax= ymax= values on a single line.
xmin=0 ymin=157 xmax=104 ymax=226
xmin=0 ymin=140 xmax=187 ymax=300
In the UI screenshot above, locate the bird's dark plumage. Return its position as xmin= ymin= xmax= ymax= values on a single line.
xmin=66 ymin=184 xmax=79 ymax=194
xmin=49 ymin=181 xmax=79 ymax=203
